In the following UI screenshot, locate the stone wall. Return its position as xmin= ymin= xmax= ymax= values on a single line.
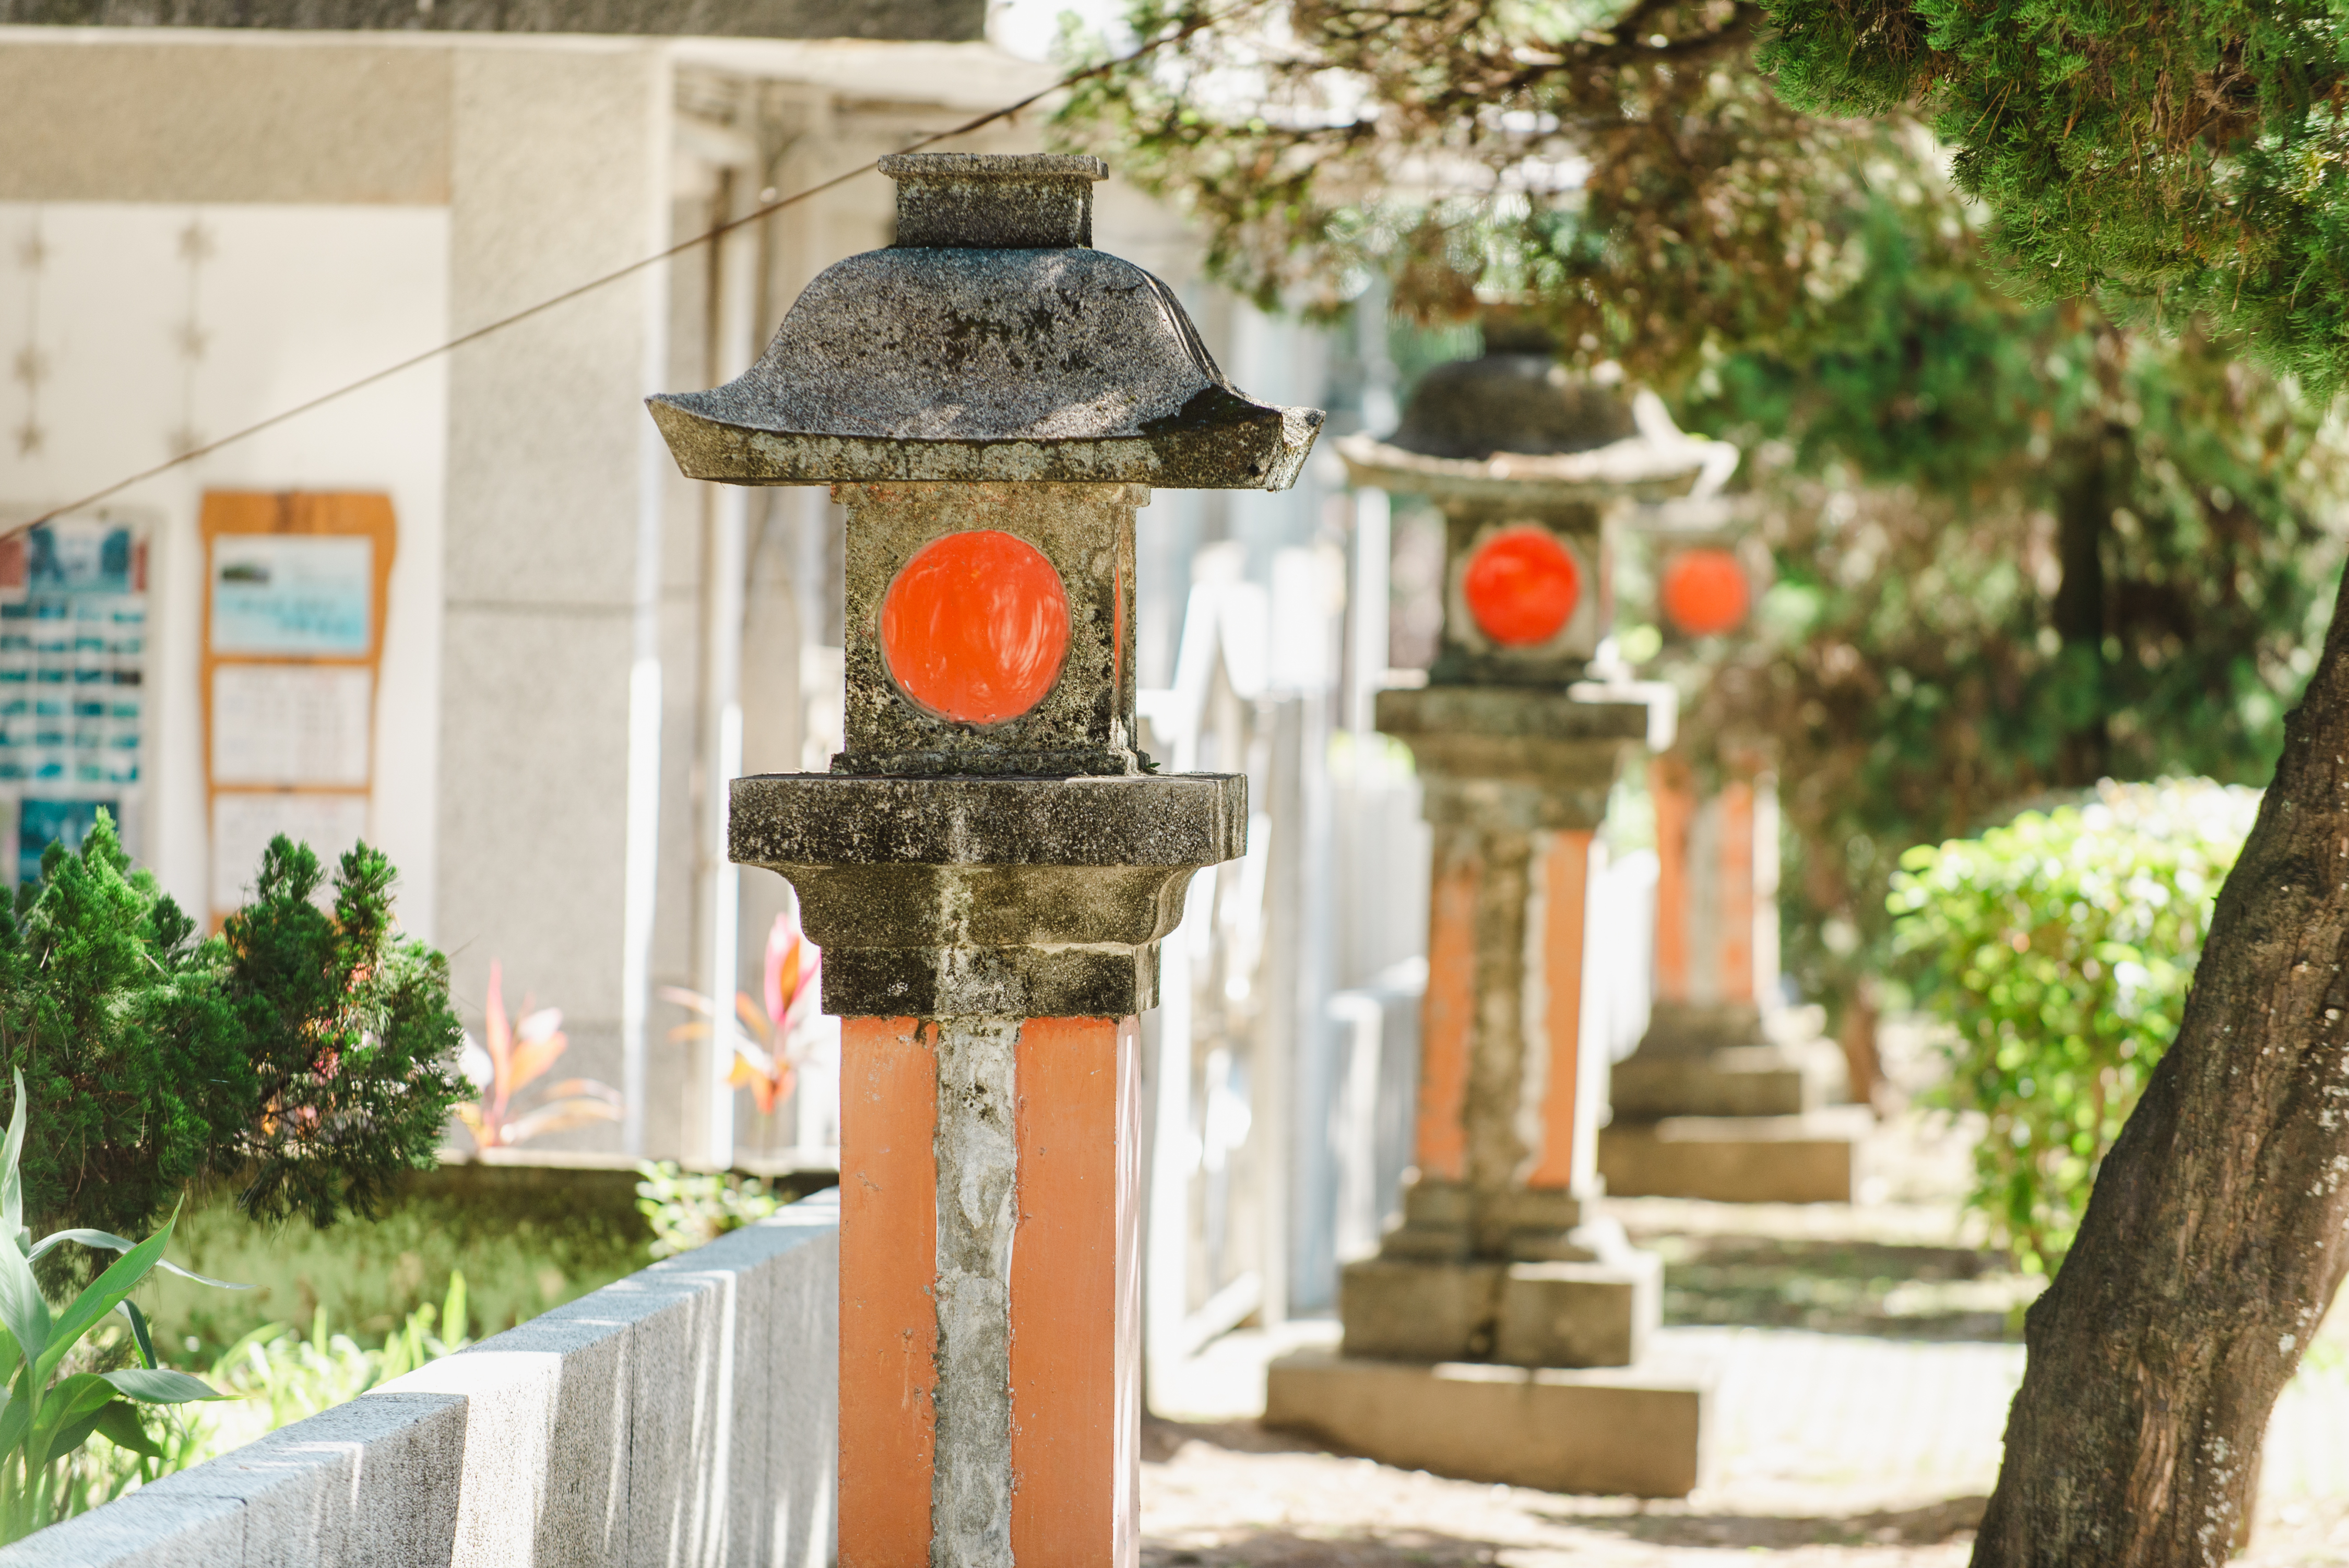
xmin=0 ymin=1191 xmax=841 ymax=1567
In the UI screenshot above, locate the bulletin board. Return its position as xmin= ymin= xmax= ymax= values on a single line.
xmin=0 ymin=509 xmax=152 ymax=884
xmin=200 ymin=491 xmax=396 ymax=923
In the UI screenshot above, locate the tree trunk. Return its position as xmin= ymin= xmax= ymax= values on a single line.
xmin=1972 ymin=567 xmax=2349 ymax=1566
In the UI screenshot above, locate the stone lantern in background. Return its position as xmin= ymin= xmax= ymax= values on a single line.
xmin=1265 ymin=319 xmax=1731 ymax=1498
xmin=650 ymin=153 xmax=1321 ymax=1568
xmin=1601 ymin=497 xmax=1869 ymax=1206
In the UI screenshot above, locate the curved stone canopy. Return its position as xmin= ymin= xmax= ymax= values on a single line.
xmin=1339 ymin=352 xmax=1737 ymax=504
xmin=649 ymin=156 xmax=1323 ymax=491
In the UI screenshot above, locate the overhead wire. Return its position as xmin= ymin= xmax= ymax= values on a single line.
xmin=15 ymin=11 xmax=1224 ymax=533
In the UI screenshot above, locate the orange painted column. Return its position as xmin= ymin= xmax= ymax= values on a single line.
xmin=839 ymin=1017 xmax=938 ymax=1568
xmin=835 ymin=1012 xmax=1144 ymax=1568
xmin=1527 ymin=828 xmax=1594 ymax=1192
xmin=1647 ymin=756 xmax=1776 ymax=1012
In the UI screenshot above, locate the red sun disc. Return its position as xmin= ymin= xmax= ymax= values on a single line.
xmin=1462 ymin=526 xmax=1581 ymax=647
xmin=881 ymin=529 xmax=1071 ymax=724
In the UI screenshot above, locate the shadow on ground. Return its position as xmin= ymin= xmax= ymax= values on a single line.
xmin=1642 ymin=1233 xmax=2036 ymax=1340
xmin=1144 ymin=1529 xmax=1506 ymax=1566
xmin=1536 ymin=1494 xmax=1989 ymax=1549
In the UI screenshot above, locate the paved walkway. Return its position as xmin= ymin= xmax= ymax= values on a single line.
xmin=1145 ymin=1318 xmax=2349 ymax=1564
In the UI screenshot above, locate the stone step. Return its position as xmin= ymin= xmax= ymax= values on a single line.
xmin=1264 ymin=1348 xmax=1707 ymax=1498
xmin=1597 ymin=1108 xmax=1873 ymax=1204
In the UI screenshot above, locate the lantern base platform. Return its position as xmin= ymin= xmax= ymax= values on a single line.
xmin=1597 ymin=1107 xmax=1874 ymax=1204
xmin=1611 ymin=1003 xmax=1849 ymax=1120
xmin=1264 ymin=1349 xmax=1707 ymax=1498
xmin=1339 ymin=1246 xmax=1660 ymax=1369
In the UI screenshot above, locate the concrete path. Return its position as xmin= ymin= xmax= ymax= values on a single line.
xmin=1145 ymin=1321 xmax=2349 ymax=1564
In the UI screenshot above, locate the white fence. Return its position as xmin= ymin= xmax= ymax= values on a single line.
xmin=4 ymin=1195 xmax=841 ymax=1568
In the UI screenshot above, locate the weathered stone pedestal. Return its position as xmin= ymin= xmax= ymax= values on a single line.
xmin=651 ymin=152 xmax=1320 ymax=1565
xmin=1601 ymin=757 xmax=1865 ymax=1203
xmin=1267 ymin=338 xmax=1725 ymax=1498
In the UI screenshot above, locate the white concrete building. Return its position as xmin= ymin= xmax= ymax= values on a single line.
xmin=0 ymin=9 xmax=1349 ymax=1165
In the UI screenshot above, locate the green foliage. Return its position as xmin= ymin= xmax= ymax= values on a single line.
xmin=182 ymin=1274 xmax=470 ymax=1456
xmin=1052 ymin=0 xmax=1937 ymax=390
xmin=1888 ymin=780 xmax=2259 ymax=1272
xmin=67 ymin=1274 xmax=473 ymax=1513
xmin=223 ymin=839 xmax=468 ymax=1229
xmin=1672 ymin=209 xmax=2349 ymax=1018
xmin=0 ymin=814 xmax=464 ymax=1248
xmin=1759 ymin=0 xmax=2349 ymax=393
xmin=0 ymin=1071 xmax=234 ymax=1542
xmin=634 ymin=1163 xmax=782 ymax=1260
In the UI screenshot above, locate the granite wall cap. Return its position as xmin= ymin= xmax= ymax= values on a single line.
xmin=648 ymin=155 xmax=1323 ymax=490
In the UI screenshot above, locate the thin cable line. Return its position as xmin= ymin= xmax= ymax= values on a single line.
xmin=19 ymin=14 xmax=1221 ymax=532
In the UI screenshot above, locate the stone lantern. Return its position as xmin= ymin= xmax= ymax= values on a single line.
xmin=649 ymin=153 xmax=1321 ymax=1567
xmin=1265 ymin=321 xmax=1729 ymax=1498
xmin=1602 ymin=497 xmax=1868 ymax=1204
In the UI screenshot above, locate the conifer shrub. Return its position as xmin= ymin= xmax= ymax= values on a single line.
xmin=0 ymin=814 xmax=464 ymax=1250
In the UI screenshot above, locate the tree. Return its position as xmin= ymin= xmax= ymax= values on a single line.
xmin=1065 ymin=5 xmax=2349 ymax=1557
xmin=1759 ymin=1 xmax=2349 ymax=1560
xmin=1671 ymin=209 xmax=2347 ymax=1053
xmin=0 ymin=816 xmax=465 ymax=1251
xmin=1060 ymin=2 xmax=2344 ymax=1070
xmin=1761 ymin=0 xmax=2349 ymax=394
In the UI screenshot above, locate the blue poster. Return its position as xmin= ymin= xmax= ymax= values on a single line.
xmin=19 ymin=798 xmax=112 ymax=885
xmin=210 ymin=536 xmax=373 ymax=657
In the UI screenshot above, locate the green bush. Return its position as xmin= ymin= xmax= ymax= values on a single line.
xmin=0 ymin=814 xmax=465 ymax=1249
xmin=634 ymin=1163 xmax=782 ymax=1260
xmin=1889 ymin=779 xmax=2260 ymax=1273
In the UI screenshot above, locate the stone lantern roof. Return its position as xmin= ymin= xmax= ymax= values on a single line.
xmin=1337 ymin=326 xmax=1736 ymax=504
xmin=648 ymin=153 xmax=1323 ymax=491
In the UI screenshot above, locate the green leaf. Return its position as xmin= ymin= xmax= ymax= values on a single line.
xmin=30 ymin=1231 xmax=248 ymax=1290
xmin=26 ymin=1373 xmax=116 ymax=1471
xmin=44 ymin=1386 xmax=124 ymax=1469
xmin=1 ymin=1068 xmax=25 ymax=1248
xmin=90 ymin=1399 xmax=162 ymax=1460
xmin=99 ymin=1368 xmax=227 ymax=1405
xmin=38 ymin=1213 xmax=178 ymax=1384
xmin=115 ymin=1301 xmax=156 ymax=1372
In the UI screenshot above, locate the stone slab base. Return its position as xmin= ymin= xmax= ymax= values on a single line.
xmin=1264 ymin=1349 xmax=1707 ymax=1498
xmin=1610 ymin=1050 xmax=1813 ymax=1119
xmin=1597 ymin=1109 xmax=1871 ymax=1203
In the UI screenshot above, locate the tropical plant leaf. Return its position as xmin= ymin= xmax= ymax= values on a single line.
xmin=497 ymin=1100 xmax=621 ymax=1145
xmin=90 ymin=1399 xmax=162 ymax=1460
xmin=100 ymin=1367 xmax=228 ymax=1405
xmin=40 ymin=1215 xmax=177 ymax=1383
xmin=27 ymin=1373 xmax=116 ymax=1470
xmin=45 ymin=1386 xmax=125 ymax=1468
xmin=0 ymin=1070 xmax=21 ymax=1249
xmin=0 ymin=1206 xmax=51 ymax=1374
xmin=115 ymin=1300 xmax=156 ymax=1371
xmin=32 ymin=1230 xmax=249 ymax=1291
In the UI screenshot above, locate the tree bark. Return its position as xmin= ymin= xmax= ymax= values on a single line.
xmin=1972 ymin=566 xmax=2349 ymax=1566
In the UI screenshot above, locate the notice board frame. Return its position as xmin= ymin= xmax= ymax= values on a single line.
xmin=198 ymin=491 xmax=397 ymax=921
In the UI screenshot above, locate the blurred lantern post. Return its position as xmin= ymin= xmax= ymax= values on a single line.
xmin=648 ymin=154 xmax=1320 ymax=1566
xmin=1603 ymin=497 xmax=1872 ymax=1202
xmin=1266 ymin=317 xmax=1728 ymax=1498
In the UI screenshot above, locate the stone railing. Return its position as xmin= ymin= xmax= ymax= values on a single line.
xmin=0 ymin=1191 xmax=840 ymax=1567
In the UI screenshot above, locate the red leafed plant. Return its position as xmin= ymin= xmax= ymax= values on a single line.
xmin=662 ymin=912 xmax=826 ymax=1116
xmin=454 ymin=961 xmax=621 ymax=1150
